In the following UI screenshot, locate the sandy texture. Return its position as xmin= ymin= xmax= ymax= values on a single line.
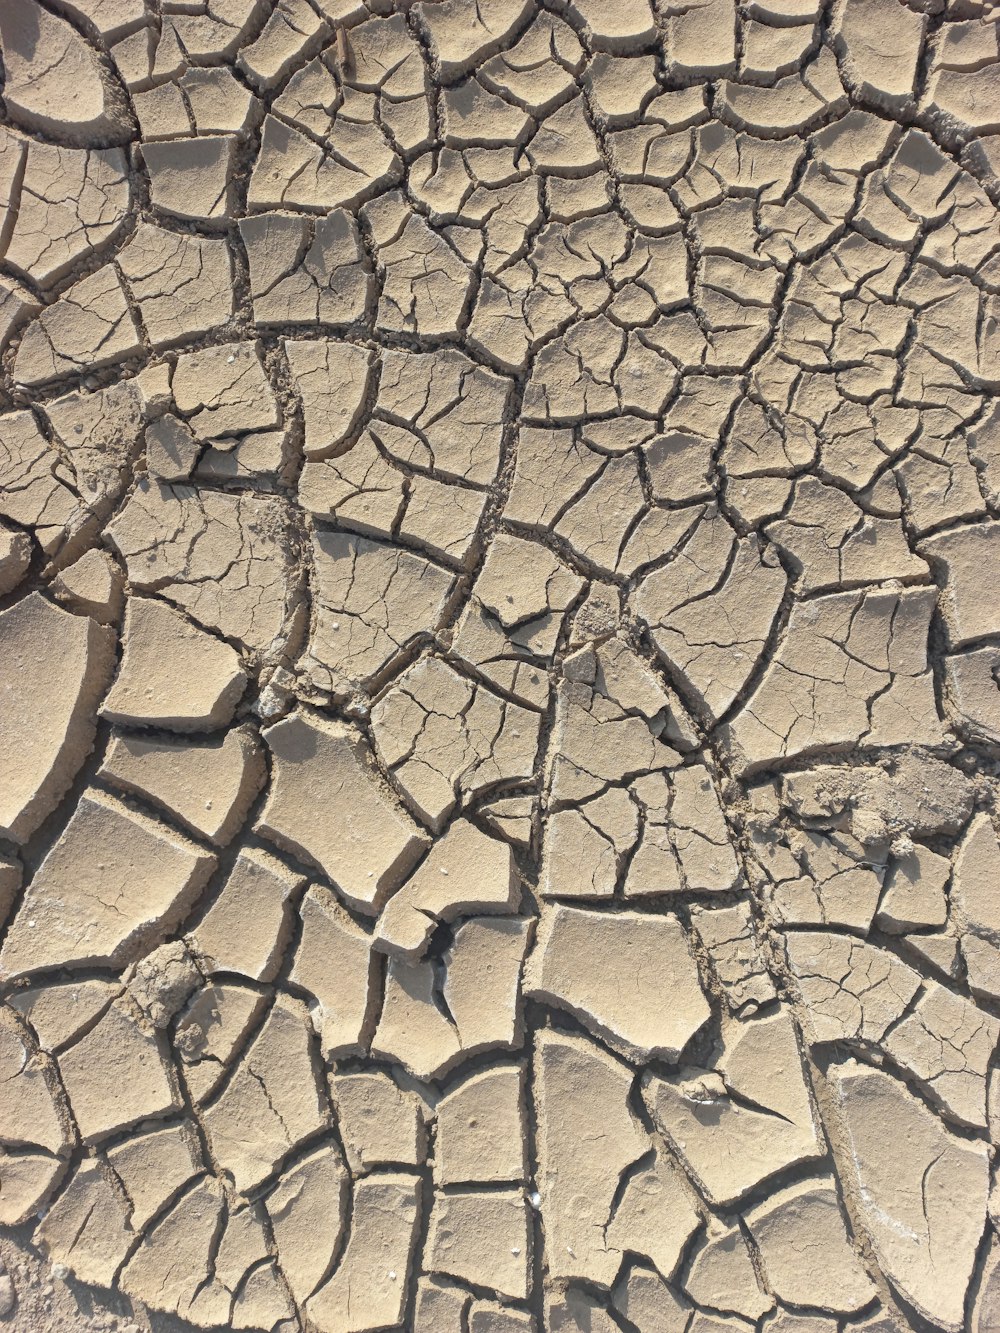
xmin=1 ymin=1 xmax=1000 ymax=1331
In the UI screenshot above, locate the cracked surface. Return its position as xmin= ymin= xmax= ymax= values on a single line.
xmin=1 ymin=2 xmax=1000 ymax=1332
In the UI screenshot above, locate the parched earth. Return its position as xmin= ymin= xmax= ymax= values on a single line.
xmin=2 ymin=1 xmax=1000 ymax=1331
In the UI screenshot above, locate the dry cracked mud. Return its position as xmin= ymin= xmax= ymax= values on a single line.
xmin=1 ymin=1 xmax=1000 ymax=1331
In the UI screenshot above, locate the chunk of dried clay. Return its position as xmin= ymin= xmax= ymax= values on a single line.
xmin=174 ymin=981 xmax=268 ymax=1105
xmin=196 ymin=429 xmax=285 ymax=486
xmin=634 ymin=514 xmax=787 ymax=721
xmin=375 ymin=819 xmax=518 ymax=959
xmin=613 ymin=1262 xmax=690 ymax=1333
xmin=101 ymin=598 xmax=247 ymax=732
xmin=426 ymin=1190 xmax=531 ymax=1300
xmin=106 ymin=1123 xmax=201 ymax=1232
xmin=187 ymin=848 xmax=302 ymax=982
xmin=469 ymin=1303 xmax=535 ymax=1333
xmin=541 ymin=788 xmax=638 ymax=900
xmin=0 ymin=1015 xmax=67 ymax=1154
xmin=0 ymin=1150 xmax=64 ymax=1227
xmin=763 ymin=1314 xmax=847 ymax=1333
xmin=946 ymin=646 xmax=1000 ymax=746
xmin=371 ymin=656 xmax=540 ymax=832
xmin=415 ymin=0 xmax=534 ymax=78
xmin=142 ymin=136 xmax=238 ymax=222
xmin=372 ymin=955 xmax=463 ymax=1081
xmin=744 ymin=1176 xmax=876 ymax=1312
xmin=452 ymin=533 xmax=582 ymax=707
xmin=547 ymin=1288 xmax=621 ymax=1333
xmin=56 ymin=997 xmax=175 ymax=1142
xmin=875 ymin=844 xmax=950 ymax=933
xmin=0 ymin=274 xmax=41 ymax=357
xmin=626 ymin=765 xmax=740 ymax=895
xmin=285 ymin=338 xmax=374 ymax=459
xmin=413 ymin=1278 xmax=468 ymax=1331
xmin=534 ymin=1029 xmax=649 ymax=1286
xmin=37 ymin=1161 xmax=133 ymax=1288
xmin=171 ymin=341 xmax=279 ymax=439
xmin=108 ymin=481 xmax=295 ymax=657
xmin=782 ymin=753 xmax=973 ymax=842
xmin=755 ymin=825 xmax=885 ymax=932
xmin=36 ymin=380 xmax=143 ymax=538
xmin=306 ymin=1173 xmax=422 ymax=1333
xmin=952 ymin=813 xmax=1000 ymax=1000
xmin=264 ymin=1142 xmax=349 ymax=1306
xmin=973 ymin=1235 xmax=1000 ymax=1333
xmin=50 ymin=549 xmax=123 ymax=624
xmin=434 ymin=1064 xmax=525 ymax=1186
xmin=331 ymin=1070 xmax=425 ymax=1174
xmin=124 ymin=939 xmax=200 ymax=1029
xmin=213 ymin=1206 xmax=298 ymax=1327
xmin=304 ymin=531 xmax=457 ymax=698
xmin=0 ymin=410 xmax=83 ymax=556
xmin=605 ymin=1152 xmax=701 ymax=1284
xmin=684 ymin=1223 xmax=773 ymax=1321
xmin=547 ymin=653 xmax=680 ymax=810
xmin=119 ymin=1179 xmax=226 ymax=1323
xmin=922 ymin=522 xmax=1000 ymax=647
xmin=12 ymin=265 xmax=141 ymax=387
xmin=525 ymin=906 xmax=710 ymax=1061
xmin=443 ymin=917 xmax=530 ymax=1059
xmin=0 ymin=789 xmax=215 ymax=980
xmin=883 ymin=980 xmax=999 ymax=1129
xmin=785 ymin=931 xmax=922 ymax=1046
xmin=373 ymin=348 xmax=511 ymax=486
xmin=0 ymin=521 xmax=31 ymax=596
xmin=644 ymin=1010 xmax=822 ymax=1206
xmin=2 ymin=140 xmax=129 ymax=287
xmin=376 ymin=212 xmax=474 ymax=338
xmin=117 ymin=224 xmax=234 ymax=349
xmin=691 ymin=900 xmax=777 ymax=1013
xmin=834 ymin=0 xmax=926 ymax=109
xmin=257 ymin=709 xmax=429 ymax=912
xmin=99 ymin=727 xmax=266 ymax=846
xmin=8 ymin=978 xmax=118 ymax=1053
xmin=0 ymin=593 xmax=114 ymax=841
xmin=480 ymin=794 xmax=536 ymax=850
xmin=200 ymin=995 xmax=326 ymax=1194
xmin=830 ymin=1059 xmax=989 ymax=1332
xmin=0 ymin=852 xmax=20 ymax=931
xmin=240 ymin=209 xmax=370 ymax=326
xmin=373 ymin=916 xmax=528 ymax=1081
xmin=723 ymin=587 xmax=943 ymax=768
xmin=290 ymin=886 xmax=377 ymax=1057
xmin=0 ymin=2 xmax=129 ymax=144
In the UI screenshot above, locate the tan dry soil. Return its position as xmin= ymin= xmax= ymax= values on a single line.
xmin=2 ymin=1 xmax=1000 ymax=1331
